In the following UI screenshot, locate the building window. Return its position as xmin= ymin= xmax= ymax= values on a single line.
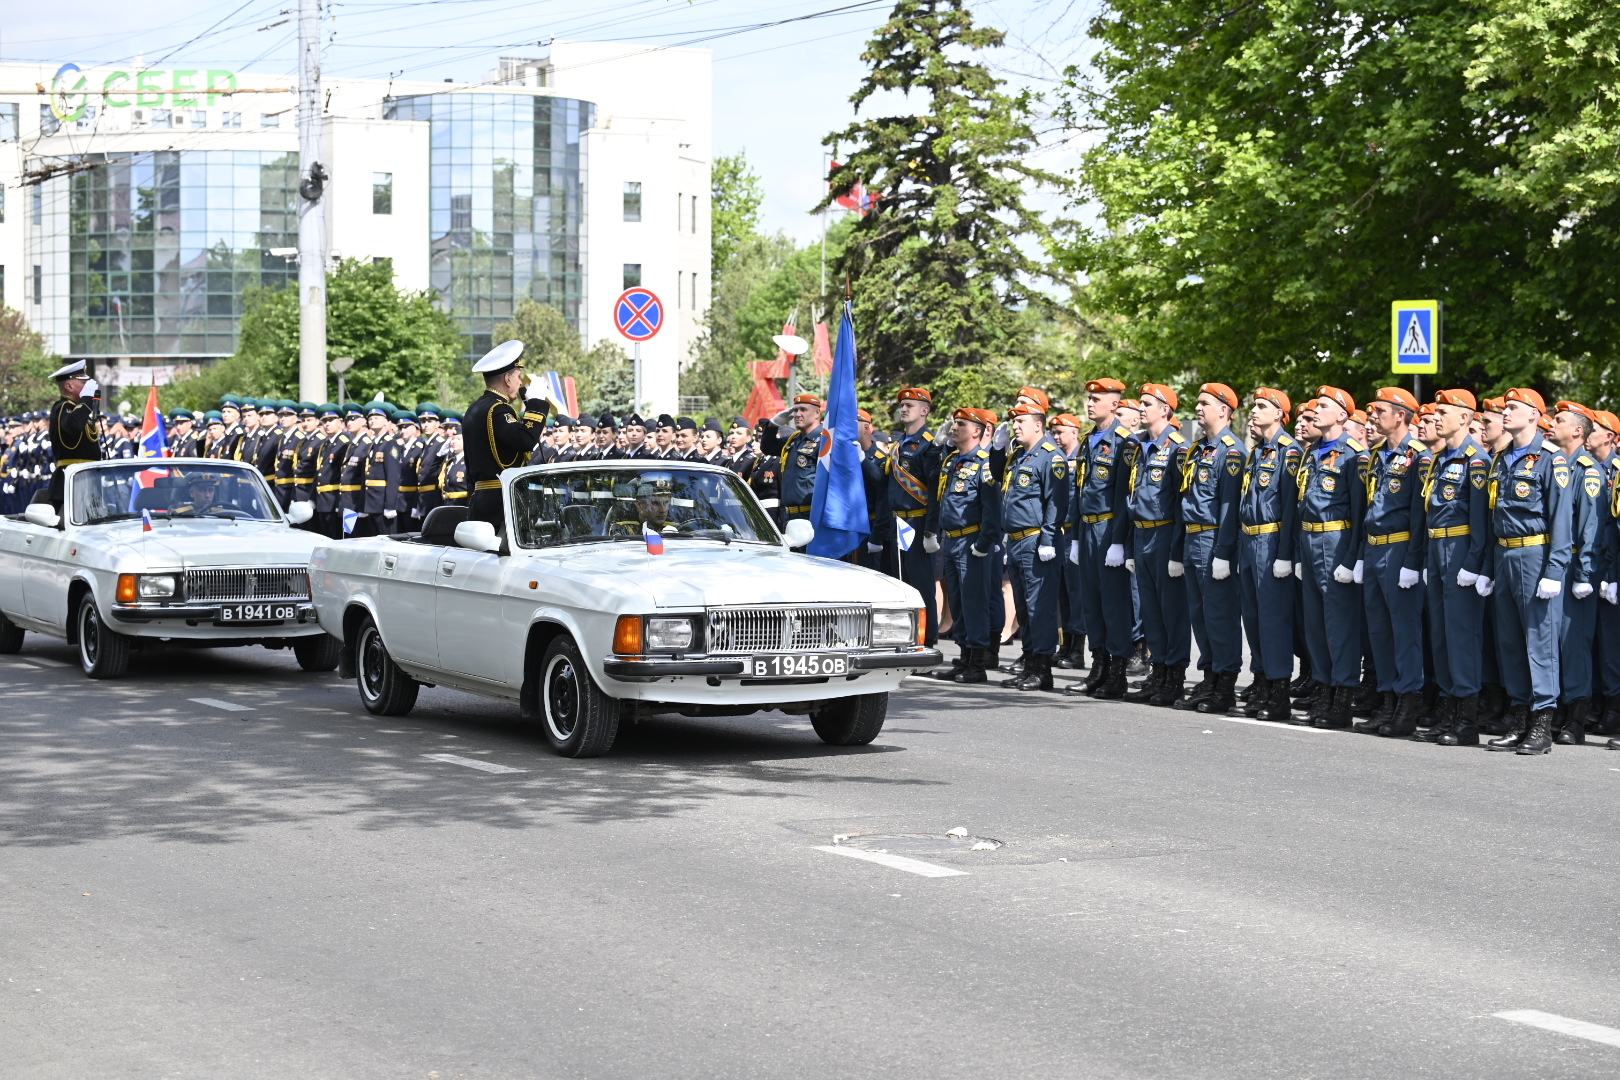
xmin=32 ymin=188 xmax=42 ymax=226
xmin=677 ymin=192 xmax=683 ymax=231
xmin=0 ymin=103 xmax=17 ymax=142
xmin=691 ymin=194 xmax=697 ymax=234
xmin=373 ymin=172 xmax=393 ymax=214
xmin=40 ymin=104 xmax=60 ymax=137
xmin=261 ymin=113 xmax=281 ymax=128
xmin=192 ymin=111 xmax=208 ymax=128
xmin=623 ymin=264 xmax=642 ymax=290
xmin=691 ymin=272 xmax=698 ymax=309
xmin=623 ymin=181 xmax=642 ymax=222
xmin=33 ymin=265 xmax=42 ymax=305
xmin=152 ymin=109 xmax=172 ymax=129
xmin=76 ymin=106 xmax=99 ymax=133
xmin=677 ymin=271 xmax=683 ymax=309
xmin=222 ymin=112 xmax=242 ymax=129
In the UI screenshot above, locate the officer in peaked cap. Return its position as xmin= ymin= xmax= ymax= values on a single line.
xmin=463 ymin=339 xmax=549 ymax=528
xmin=45 ymin=360 xmax=103 ymax=510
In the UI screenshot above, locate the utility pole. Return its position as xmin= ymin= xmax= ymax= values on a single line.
xmin=297 ymin=0 xmax=328 ymax=403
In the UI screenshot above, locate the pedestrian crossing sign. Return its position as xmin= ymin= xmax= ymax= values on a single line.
xmin=1391 ymin=300 xmax=1441 ymax=374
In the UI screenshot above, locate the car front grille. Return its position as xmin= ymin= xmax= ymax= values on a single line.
xmin=706 ymin=605 xmax=870 ymax=654
xmin=185 ymin=567 xmax=310 ymax=602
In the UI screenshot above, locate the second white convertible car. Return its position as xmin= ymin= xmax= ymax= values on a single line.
xmin=311 ymin=461 xmax=941 ymax=756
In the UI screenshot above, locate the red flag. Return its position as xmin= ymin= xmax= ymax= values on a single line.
xmin=812 ymin=322 xmax=833 ymax=377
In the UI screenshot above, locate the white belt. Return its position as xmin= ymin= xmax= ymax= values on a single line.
xmin=757 ymin=497 xmax=780 ymax=509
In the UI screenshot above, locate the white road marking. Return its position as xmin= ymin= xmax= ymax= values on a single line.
xmin=189 ymin=697 xmax=253 ymax=712
xmin=422 ymin=753 xmax=525 ymax=774
xmin=814 ymin=845 xmax=968 ymax=878
xmin=22 ymin=657 xmax=70 ymax=668
xmin=1495 ymin=1010 xmax=1620 ymax=1048
xmin=1223 ymin=716 xmax=1330 ymax=733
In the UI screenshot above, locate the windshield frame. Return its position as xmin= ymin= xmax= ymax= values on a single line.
xmin=505 ymin=461 xmax=784 ymax=552
xmin=67 ymin=459 xmax=287 ymax=527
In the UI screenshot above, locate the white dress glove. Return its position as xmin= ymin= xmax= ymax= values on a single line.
xmin=1604 ymin=582 xmax=1619 ymax=604
xmin=922 ymin=533 xmax=940 ymax=555
xmin=1475 ymin=576 xmax=1494 ymax=597
xmin=1572 ymin=582 xmax=1593 ymax=600
xmin=1456 ymin=569 xmax=1479 ymax=588
xmin=1333 ymin=565 xmax=1355 ymax=584
xmin=80 ymin=378 xmax=100 ymax=399
xmin=1294 ymin=562 xmax=1304 ymax=580
xmin=1067 ymin=540 xmax=1079 ymax=564
xmin=1211 ymin=558 xmax=1231 ymax=581
xmin=383 ymin=509 xmax=397 ymax=519
xmin=1352 ymin=560 xmax=1364 ymax=584
xmin=1167 ymin=560 xmax=1185 ymax=578
xmin=991 ymin=424 xmax=1011 ymax=451
xmin=1536 ymin=578 xmax=1562 ymax=600
xmin=1273 ymin=559 xmax=1292 ymax=579
xmin=969 ymin=545 xmax=987 ymax=558
xmin=867 ymin=542 xmax=883 ymax=553
xmin=1105 ymin=543 xmax=1125 ymax=567
xmin=1125 ymin=558 xmax=1136 ymax=574
xmin=1421 ymin=568 xmax=1428 ymax=586
xmin=1037 ymin=545 xmax=1056 ymax=562
xmin=1398 ymin=567 xmax=1420 ymax=589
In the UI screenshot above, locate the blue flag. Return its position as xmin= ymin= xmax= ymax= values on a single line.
xmin=807 ymin=301 xmax=870 ymax=558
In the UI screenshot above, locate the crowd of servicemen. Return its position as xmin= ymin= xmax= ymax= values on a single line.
xmin=8 ymin=373 xmax=1620 ymax=757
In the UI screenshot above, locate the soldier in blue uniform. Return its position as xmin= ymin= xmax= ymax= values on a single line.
xmin=1068 ymin=378 xmax=1136 ymax=698
xmin=1480 ymin=388 xmax=1576 ymax=754
xmin=761 ymin=393 xmax=825 ymax=530
xmin=1550 ymin=401 xmax=1605 ymax=743
xmin=927 ymin=408 xmax=1004 ymax=683
xmin=1122 ymin=384 xmax=1191 ymax=706
xmin=999 ymin=403 xmax=1066 ymax=690
xmin=1351 ymin=387 xmax=1433 ymax=737
xmin=1295 ymin=386 xmax=1370 ymax=728
xmin=1176 ymin=383 xmax=1247 ymax=714
xmin=857 ymin=409 xmax=891 ymax=572
xmin=1044 ymin=413 xmax=1088 ymax=670
xmin=1239 ymin=388 xmax=1303 ymax=722
xmin=881 ymin=387 xmax=942 ymax=647
xmin=1588 ymin=411 xmax=1620 ymax=744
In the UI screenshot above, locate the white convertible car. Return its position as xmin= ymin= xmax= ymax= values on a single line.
xmin=0 ymin=458 xmax=340 ymax=678
xmin=311 ymin=460 xmax=941 ymax=756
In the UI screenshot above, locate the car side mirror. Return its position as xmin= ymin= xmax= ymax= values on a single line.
xmin=24 ymin=503 xmax=60 ymax=529
xmin=453 ymin=520 xmax=501 ymax=552
xmin=782 ymin=518 xmax=814 ymax=550
xmin=285 ymin=501 xmax=315 ymax=525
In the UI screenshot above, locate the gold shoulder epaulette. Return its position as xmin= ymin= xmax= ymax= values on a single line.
xmin=1220 ymin=433 xmax=1236 ymax=446
xmin=1168 ymin=431 xmax=1186 ymax=444
xmin=1040 ymin=440 xmax=1057 ymax=452
xmin=1346 ymin=438 xmax=1366 ymax=452
xmin=1278 ymin=433 xmax=1295 ymax=446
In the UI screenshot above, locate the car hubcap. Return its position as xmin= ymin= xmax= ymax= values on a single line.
xmin=81 ymin=606 xmax=98 ymax=666
xmin=360 ymin=628 xmax=386 ymax=701
xmin=545 ymin=656 xmax=579 ymax=742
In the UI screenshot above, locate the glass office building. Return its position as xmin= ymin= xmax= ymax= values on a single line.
xmin=388 ymin=92 xmax=593 ymax=357
xmin=52 ymin=150 xmax=300 ymax=356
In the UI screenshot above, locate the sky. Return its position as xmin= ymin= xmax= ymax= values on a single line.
xmin=3 ymin=0 xmax=1100 ymax=243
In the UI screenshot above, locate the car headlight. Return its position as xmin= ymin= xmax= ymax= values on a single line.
xmin=645 ymin=617 xmax=695 ymax=651
xmin=138 ymin=574 xmax=177 ymax=599
xmin=871 ymin=610 xmax=914 ymax=647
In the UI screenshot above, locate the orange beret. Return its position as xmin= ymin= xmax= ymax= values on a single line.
xmin=1480 ymin=396 xmax=1506 ymax=415
xmin=1016 ymin=387 xmax=1050 ymax=411
xmin=1433 ymin=388 xmax=1476 ymax=410
xmin=1505 ymin=387 xmax=1545 ymax=413
xmin=856 ymin=408 xmax=873 ymax=424
xmin=1597 ymin=411 xmax=1620 ymax=434
xmin=1418 ymin=402 xmax=1438 ymax=417
xmin=1374 ymin=386 xmax=1419 ymax=412
xmin=974 ymin=408 xmax=999 ymax=427
xmin=1119 ymin=398 xmax=1141 ymax=411
xmin=1139 ymin=383 xmax=1179 ymax=411
xmin=1086 ymin=377 xmax=1126 ymax=394
xmin=1009 ymin=402 xmax=1046 ymax=419
xmin=1555 ymin=400 xmax=1597 ymax=423
xmin=1350 ymin=410 xmax=1368 ymax=427
xmin=1253 ymin=387 xmax=1291 ymax=419
xmin=1168 ymin=416 xmax=1182 ymax=429
xmin=1198 ymin=382 xmax=1238 ymax=410
xmin=1047 ymin=412 xmax=1082 ymax=430
xmin=952 ymin=407 xmax=995 ymax=428
xmin=896 ymin=387 xmax=931 ymax=404
xmin=792 ymin=393 xmax=823 ymax=408
xmin=1317 ymin=386 xmax=1355 ymax=415
xmin=1537 ymin=414 xmax=1553 ymax=432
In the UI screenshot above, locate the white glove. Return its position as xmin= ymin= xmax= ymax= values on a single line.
xmin=866 ymin=542 xmax=883 ymax=553
xmin=922 ymin=533 xmax=940 ymax=555
xmin=1125 ymin=558 xmax=1136 ymax=574
xmin=1211 ymin=557 xmax=1231 ymax=581
xmin=1421 ymin=568 xmax=1428 ymax=586
xmin=1038 ymin=545 xmax=1056 ymax=562
xmin=80 ymin=378 xmax=100 ymax=399
xmin=1067 ymin=540 xmax=1079 ymax=564
xmin=1604 ymin=582 xmax=1619 ymax=604
xmin=1105 ymin=543 xmax=1125 ymax=567
xmin=1457 ymin=569 xmax=1479 ymax=588
xmin=1167 ymin=560 xmax=1185 ymax=578
xmin=1294 ymin=562 xmax=1304 ymax=579
xmin=1572 ymin=582 xmax=1594 ymax=599
xmin=969 ymin=545 xmax=987 ymax=558
xmin=1476 ymin=576 xmax=1494 ymax=597
xmin=1399 ymin=567 xmax=1420 ymax=589
xmin=1352 ymin=560 xmax=1364 ymax=584
xmin=383 ymin=509 xmax=397 ymax=520
xmin=1536 ymin=578 xmax=1562 ymax=600
xmin=1273 ymin=559 xmax=1292 ymax=579
xmin=991 ymin=423 xmax=1011 ymax=451
xmin=770 ymin=410 xmax=791 ymax=428
xmin=1333 ymin=565 xmax=1355 ymax=584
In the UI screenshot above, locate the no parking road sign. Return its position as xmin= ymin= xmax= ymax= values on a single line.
xmin=1391 ymin=300 xmax=1441 ymax=375
xmin=614 ymin=288 xmax=664 ymax=342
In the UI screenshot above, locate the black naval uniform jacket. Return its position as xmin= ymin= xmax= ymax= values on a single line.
xmin=464 ymin=389 xmax=548 ymax=524
xmin=48 ymin=394 xmax=104 ymax=503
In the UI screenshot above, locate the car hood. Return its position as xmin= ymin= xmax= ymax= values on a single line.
xmin=95 ymin=521 xmax=322 ymax=568
xmin=537 ymin=543 xmax=921 ymax=609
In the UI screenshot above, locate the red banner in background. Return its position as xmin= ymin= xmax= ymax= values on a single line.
xmin=812 ymin=322 xmax=833 ymax=377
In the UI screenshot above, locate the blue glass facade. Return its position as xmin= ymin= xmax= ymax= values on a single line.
xmin=388 ymin=92 xmax=593 ymax=357
xmin=63 ymin=150 xmax=299 ymax=356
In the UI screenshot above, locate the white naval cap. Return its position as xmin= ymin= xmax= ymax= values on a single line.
xmin=49 ymin=359 xmax=88 ymax=381
xmin=472 ymin=339 xmax=525 ymax=374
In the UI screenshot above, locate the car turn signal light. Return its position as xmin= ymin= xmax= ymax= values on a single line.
xmin=613 ymin=615 xmax=643 ymax=655
xmin=916 ymin=608 xmax=927 ymax=647
xmin=116 ymin=574 xmax=138 ymax=604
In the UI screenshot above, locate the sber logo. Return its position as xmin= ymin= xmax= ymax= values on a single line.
xmin=49 ymin=63 xmax=240 ymax=123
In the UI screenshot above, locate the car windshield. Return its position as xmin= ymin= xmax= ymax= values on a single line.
xmin=70 ymin=462 xmax=281 ymax=526
xmin=510 ymin=466 xmax=779 ymax=549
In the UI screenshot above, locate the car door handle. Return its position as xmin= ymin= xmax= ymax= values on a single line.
xmin=442 ymin=562 xmax=456 ymax=576
xmin=383 ymin=555 xmax=397 ymax=570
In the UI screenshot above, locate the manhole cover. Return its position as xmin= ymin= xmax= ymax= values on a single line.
xmin=838 ymin=833 xmax=1003 ymax=855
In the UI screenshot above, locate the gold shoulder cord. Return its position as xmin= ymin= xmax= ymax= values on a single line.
xmin=488 ymin=399 xmax=520 ymax=470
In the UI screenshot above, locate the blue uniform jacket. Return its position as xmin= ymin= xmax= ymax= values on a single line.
xmin=885 ymin=428 xmax=942 ymax=535
xmin=1422 ymin=436 xmax=1490 ymax=575
xmin=1002 ymin=439 xmax=1066 ymax=547
xmin=1567 ymin=450 xmax=1605 ymax=587
xmin=1072 ymin=421 xmax=1134 ymax=545
xmin=761 ymin=422 xmax=824 ymax=512
xmin=1179 ymin=426 xmax=1245 ymax=562
xmin=1297 ymin=432 xmax=1370 ymax=569
xmin=938 ymin=446 xmax=1003 ymax=550
xmin=1128 ymin=428 xmax=1189 ymax=561
xmin=1362 ymin=436 xmax=1434 ymax=571
xmin=1240 ymin=429 xmax=1303 ymax=563
xmin=1480 ymin=441 xmax=1575 ymax=582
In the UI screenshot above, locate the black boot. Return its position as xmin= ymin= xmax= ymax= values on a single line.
xmin=983 ymin=645 xmax=1001 ymax=673
xmin=1255 ymin=678 xmax=1291 ymax=722
xmin=953 ymin=647 xmax=987 ymax=684
xmin=1486 ymin=704 xmax=1529 ymax=751
xmin=1125 ymin=640 xmax=1150 ymax=677
xmin=1244 ymin=678 xmax=1269 ymax=718
xmin=1080 ymin=649 xmax=1108 ymax=693
xmin=1175 ymin=670 xmax=1216 ymax=711
xmin=1556 ymin=699 xmax=1589 ymax=744
xmin=1351 ymin=667 xmax=1382 ymax=717
xmin=1294 ymin=679 xmax=1325 ymax=710
xmin=1014 ymin=653 xmax=1054 ymax=691
xmin=1438 ymin=695 xmax=1480 ymax=746
xmin=1052 ymin=634 xmax=1080 ymax=669
xmin=1379 ymin=692 xmax=1424 ymax=738
xmin=1196 ymin=671 xmax=1239 ymax=715
xmin=1094 ymin=654 xmax=1129 ymax=699
xmin=1478 ymin=684 xmax=1509 ymax=734
xmin=1516 ymin=708 xmax=1555 ymax=755
xmin=926 ymin=651 xmax=968 ymax=680
xmin=1354 ymin=691 xmax=1396 ymax=733
xmin=998 ymin=652 xmax=1030 ymax=688
xmin=1289 ymin=657 xmax=1313 ymax=696
xmin=1416 ymin=696 xmax=1455 ymax=742
xmin=1149 ymin=665 xmax=1186 ymax=707
xmin=1593 ymin=704 xmax=1620 ymax=737
xmin=1315 ymin=686 xmax=1353 ymax=729
xmin=1123 ymin=663 xmax=1165 ymax=704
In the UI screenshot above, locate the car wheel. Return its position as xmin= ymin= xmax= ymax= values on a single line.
xmin=293 ymin=633 xmax=342 ymax=672
xmin=355 ymin=617 xmax=418 ymax=716
xmin=77 ymin=593 xmax=130 ymax=679
xmin=810 ymin=692 xmax=889 ymax=746
xmin=0 ymin=610 xmax=23 ymax=654
xmin=538 ymin=636 xmax=619 ymax=758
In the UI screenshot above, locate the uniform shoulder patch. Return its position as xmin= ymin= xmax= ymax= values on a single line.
xmin=1220 ymin=433 xmax=1236 ymax=446
xmin=1576 ymin=453 xmax=1595 ymax=467
xmin=1040 ymin=440 xmax=1057 ymax=452
xmin=975 ymin=448 xmax=989 ymax=459
xmin=1346 ymin=438 xmax=1366 ymax=453
xmin=1115 ymin=425 xmax=1131 ymax=438
xmin=1052 ymin=459 xmax=1067 ymax=479
xmin=1409 ymin=439 xmax=1427 ymax=454
xmin=1278 ymin=433 xmax=1295 ymax=446
xmin=1167 ymin=431 xmax=1186 ymax=444
xmin=922 ymin=431 xmax=934 ymax=441
xmin=1463 ymin=444 xmax=1476 ymax=456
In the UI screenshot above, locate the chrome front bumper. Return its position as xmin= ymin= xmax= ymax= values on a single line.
xmin=110 ymin=601 xmax=319 ymax=625
xmin=601 ymin=648 xmax=943 ymax=682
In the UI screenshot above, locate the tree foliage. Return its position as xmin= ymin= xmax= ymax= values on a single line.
xmin=0 ymin=307 xmax=62 ymax=415
xmin=711 ymin=151 xmax=766 ymax=274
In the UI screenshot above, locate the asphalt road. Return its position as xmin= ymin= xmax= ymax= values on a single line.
xmin=4 ymin=637 xmax=1620 ymax=1080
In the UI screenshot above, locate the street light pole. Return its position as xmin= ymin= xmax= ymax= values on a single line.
xmin=297 ymin=0 xmax=328 ymax=404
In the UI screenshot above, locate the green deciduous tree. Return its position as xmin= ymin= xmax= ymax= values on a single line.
xmin=0 ymin=307 xmax=62 ymax=415
xmin=711 ymin=151 xmax=766 ymax=274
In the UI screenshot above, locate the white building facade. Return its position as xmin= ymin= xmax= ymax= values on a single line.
xmin=0 ymin=41 xmax=710 ymax=413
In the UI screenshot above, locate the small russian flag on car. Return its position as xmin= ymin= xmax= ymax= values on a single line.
xmin=141 ymin=509 xmax=153 ymax=533
xmin=643 ymin=523 xmax=664 ymax=555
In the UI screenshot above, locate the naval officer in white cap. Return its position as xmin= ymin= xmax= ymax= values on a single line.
xmin=46 ymin=360 xmax=103 ymax=510
xmin=462 ymin=340 xmax=550 ymax=529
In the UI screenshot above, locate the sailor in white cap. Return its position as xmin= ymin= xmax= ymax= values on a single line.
xmin=463 ymin=340 xmax=550 ymax=528
xmin=46 ymin=360 xmax=103 ymax=510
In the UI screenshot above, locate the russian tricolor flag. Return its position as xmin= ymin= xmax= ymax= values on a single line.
xmin=643 ymin=523 xmax=664 ymax=555
xmin=128 ymin=384 xmax=171 ymax=511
